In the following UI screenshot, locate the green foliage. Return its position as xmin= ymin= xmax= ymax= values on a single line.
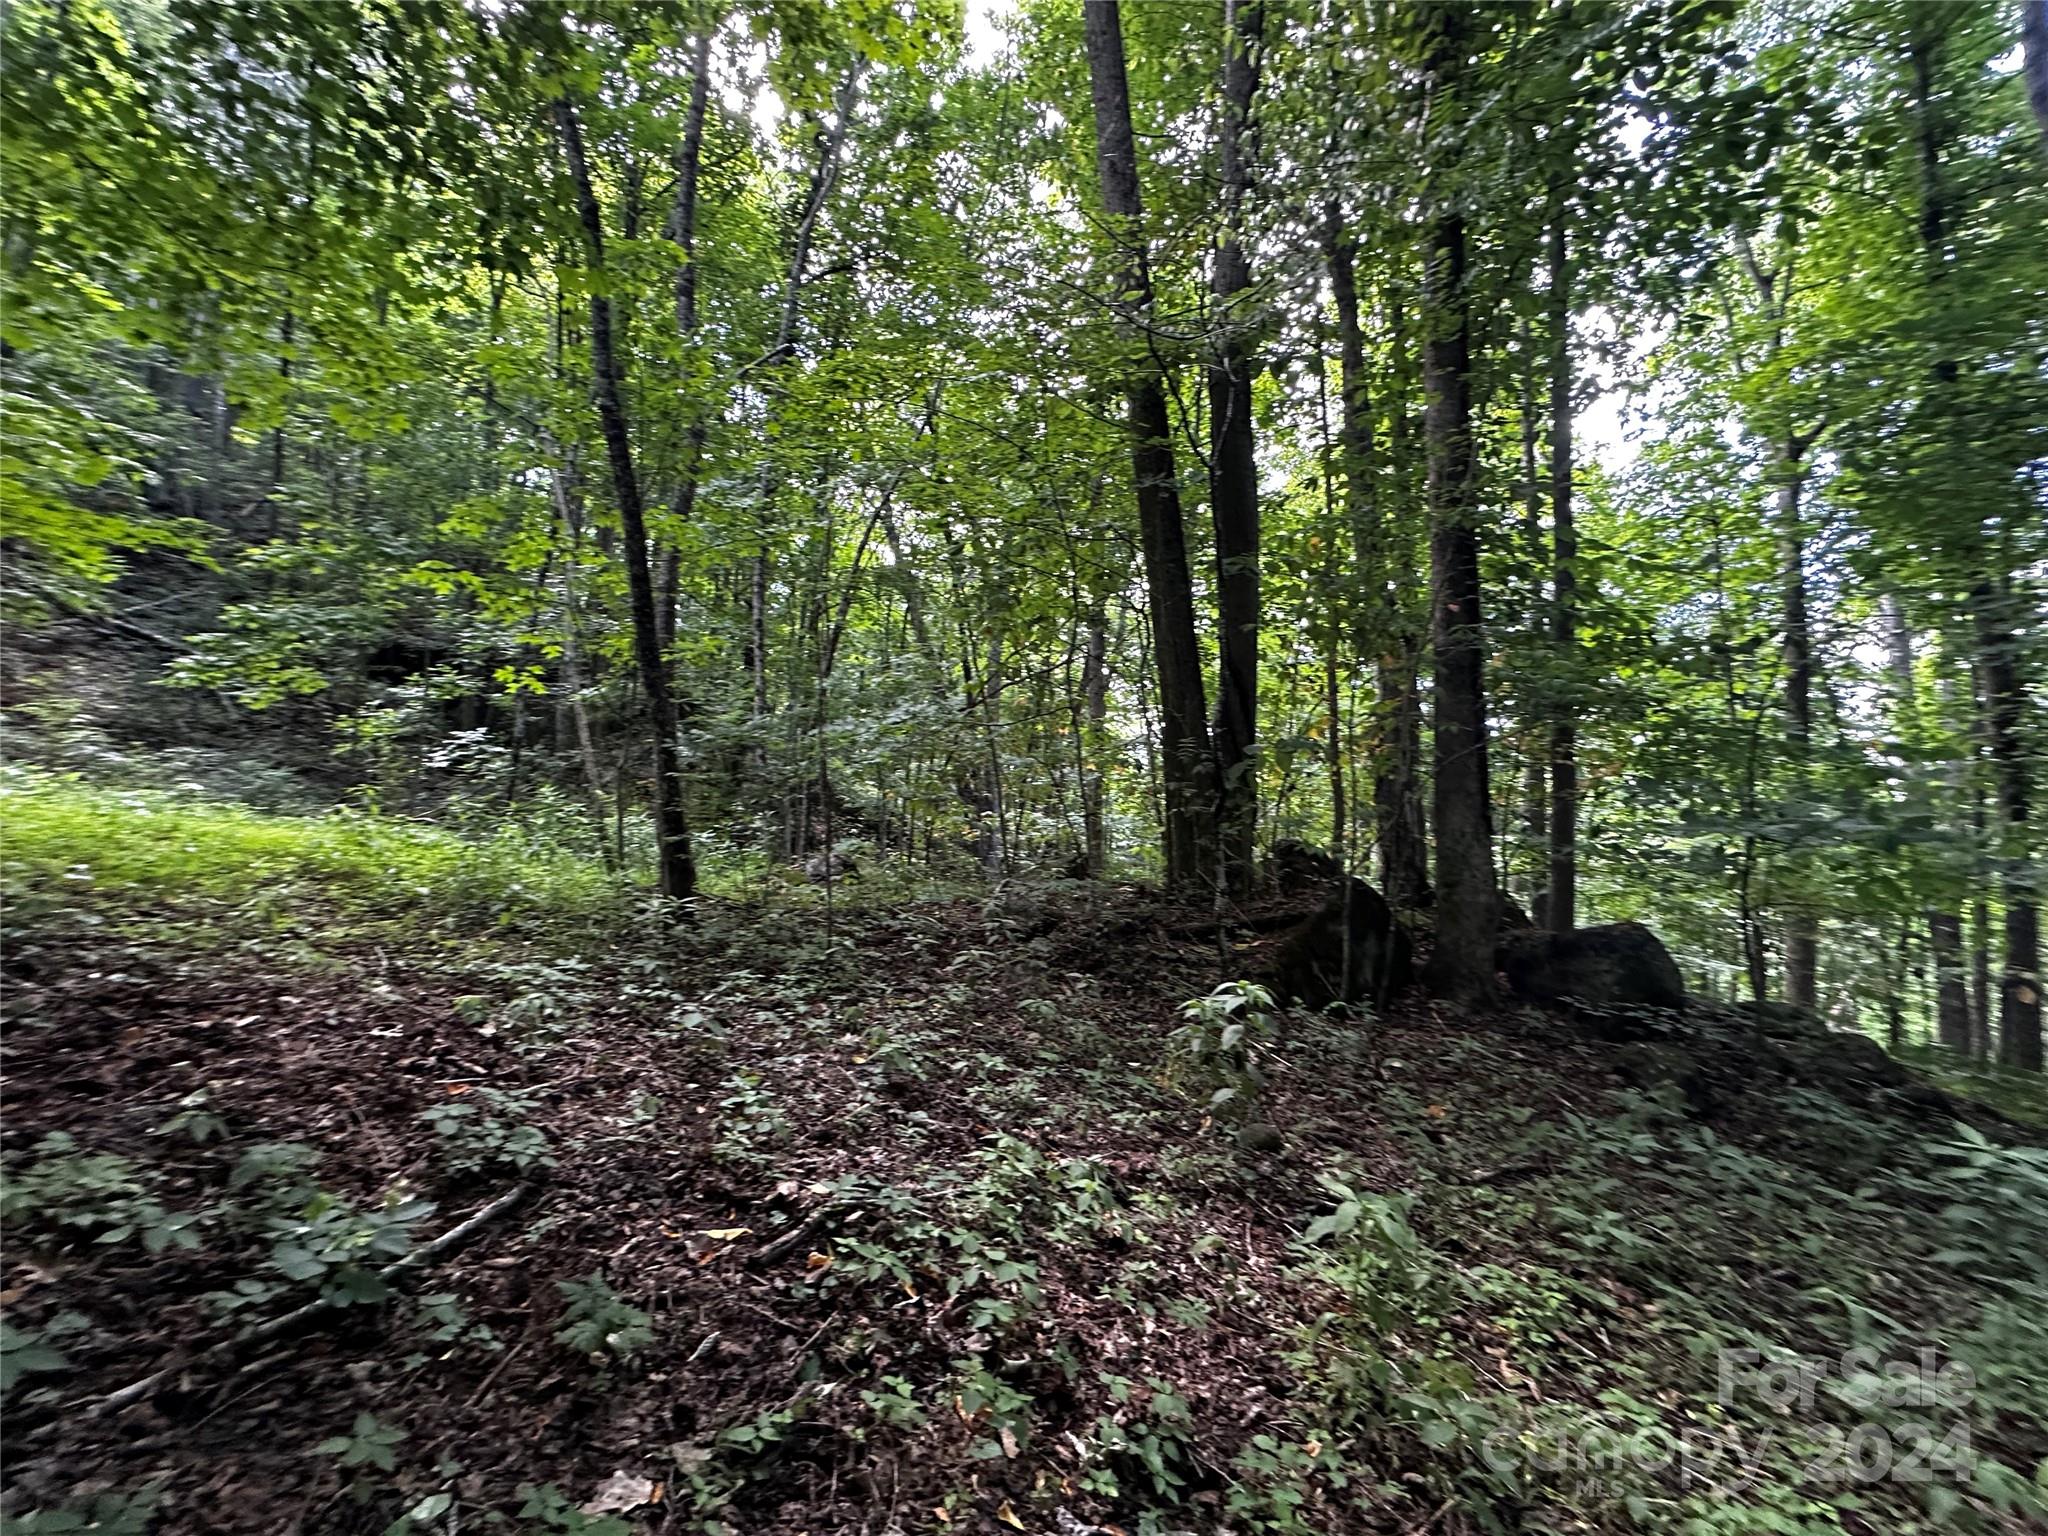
xmin=315 ymin=1412 xmax=410 ymax=1473
xmin=264 ymin=1188 xmax=436 ymax=1307
xmin=1167 ymin=981 xmax=1279 ymax=1120
xmin=1 ymin=1133 xmax=203 ymax=1256
xmin=553 ymin=1274 xmax=652 ymax=1361
xmin=0 ymin=770 xmax=623 ymax=942
xmin=0 ymin=1319 xmax=74 ymax=1400
xmin=0 ymin=1488 xmax=159 ymax=1536
xmin=419 ymin=1089 xmax=554 ymax=1177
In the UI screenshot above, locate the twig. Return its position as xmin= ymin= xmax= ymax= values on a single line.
xmin=746 ymin=1206 xmax=840 ymax=1270
xmin=81 ymin=1183 xmax=535 ymax=1420
xmin=464 ymin=1333 xmax=530 ymax=1407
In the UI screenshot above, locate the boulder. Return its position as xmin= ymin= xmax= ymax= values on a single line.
xmin=1498 ymin=921 xmax=1688 ymax=1025
xmin=1267 ymin=838 xmax=1344 ymax=894
xmin=1266 ymin=876 xmax=1412 ymax=1011
xmin=1611 ymin=1041 xmax=1716 ymax=1117
xmin=804 ymin=850 xmax=860 ymax=884
xmin=1732 ymin=998 xmax=1829 ymax=1040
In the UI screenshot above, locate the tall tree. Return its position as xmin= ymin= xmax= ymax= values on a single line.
xmin=1905 ymin=19 xmax=2040 ymax=1070
xmin=1208 ymin=0 xmax=1264 ymax=897
xmin=1544 ymin=184 xmax=1579 ymax=932
xmin=1083 ymin=0 xmax=1216 ymax=889
xmin=554 ymin=96 xmax=697 ymax=902
xmin=1419 ymin=0 xmax=1499 ymax=1000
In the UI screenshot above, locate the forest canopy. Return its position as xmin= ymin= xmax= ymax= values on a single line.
xmin=3 ymin=0 xmax=2044 ymax=1063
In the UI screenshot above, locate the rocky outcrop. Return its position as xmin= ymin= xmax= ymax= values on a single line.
xmin=1266 ymin=876 xmax=1411 ymax=1011
xmin=1498 ymin=921 xmax=1688 ymax=1030
xmin=1266 ymin=838 xmax=1344 ymax=895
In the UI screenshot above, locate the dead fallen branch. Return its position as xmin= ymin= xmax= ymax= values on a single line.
xmin=81 ymin=1182 xmax=535 ymax=1420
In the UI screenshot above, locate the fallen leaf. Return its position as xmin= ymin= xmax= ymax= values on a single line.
xmin=933 ymin=1508 xmax=951 ymax=1524
xmin=805 ymin=1250 xmax=833 ymax=1271
xmin=1424 ymin=1104 xmax=1447 ymax=1118
xmin=444 ymin=1083 xmax=471 ymax=1095
xmin=582 ymin=1471 xmax=659 ymax=1516
xmin=997 ymin=1502 xmax=1025 ymax=1529
xmin=1303 ymin=1437 xmax=1322 ymax=1457
xmin=700 ymin=1226 xmax=750 ymax=1241
xmin=1000 ymin=1425 xmax=1020 ymax=1459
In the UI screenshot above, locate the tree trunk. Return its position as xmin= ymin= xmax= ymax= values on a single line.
xmin=1419 ymin=2 xmax=1497 ymax=1002
xmin=1911 ymin=29 xmax=2040 ymax=1070
xmin=2024 ymin=0 xmax=2048 ymax=159
xmin=657 ymin=27 xmax=714 ymax=654
xmin=1929 ymin=910 xmax=1973 ymax=1052
xmin=554 ymin=98 xmax=696 ymax=903
xmin=1330 ymin=225 xmax=1428 ymax=906
xmin=1081 ymin=601 xmax=1110 ymax=877
xmin=1778 ymin=447 xmax=1818 ymax=1010
xmin=1891 ymin=598 xmax=1967 ymax=1052
xmin=1207 ymin=0 xmax=1263 ymax=896
xmin=1977 ymin=583 xmax=2041 ymax=1071
xmin=1545 ymin=197 xmax=1579 ymax=933
xmin=1084 ymin=0 xmax=1216 ymax=891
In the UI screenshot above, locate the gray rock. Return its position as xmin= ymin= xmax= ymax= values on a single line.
xmin=1498 ymin=921 xmax=1688 ymax=1026
xmin=1266 ymin=876 xmax=1411 ymax=1011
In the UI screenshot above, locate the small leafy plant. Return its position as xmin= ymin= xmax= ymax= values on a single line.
xmin=1 ymin=1133 xmax=203 ymax=1255
xmin=419 ymin=1087 xmax=553 ymax=1177
xmin=1168 ymin=980 xmax=1279 ymax=1120
xmin=315 ymin=1411 xmax=409 ymax=1472
xmin=554 ymin=1273 xmax=652 ymax=1361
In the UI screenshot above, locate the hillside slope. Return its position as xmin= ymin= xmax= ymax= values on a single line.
xmin=3 ymin=778 xmax=2045 ymax=1536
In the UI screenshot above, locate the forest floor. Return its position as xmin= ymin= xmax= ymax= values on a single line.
xmin=3 ymin=775 xmax=2047 ymax=1536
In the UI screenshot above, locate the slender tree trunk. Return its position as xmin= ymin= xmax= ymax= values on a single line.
xmin=1081 ymin=601 xmax=1110 ymax=877
xmin=1207 ymin=0 xmax=1263 ymax=896
xmin=1515 ymin=324 xmax=1548 ymax=914
xmin=1330 ymin=223 xmax=1427 ymax=904
xmin=554 ymin=98 xmax=696 ymax=903
xmin=1778 ymin=448 xmax=1818 ymax=1010
xmin=1911 ymin=29 xmax=2040 ymax=1070
xmin=1545 ymin=197 xmax=1579 ymax=933
xmin=2023 ymin=0 xmax=2048 ymax=159
xmin=1891 ymin=599 xmax=1967 ymax=1051
xmin=657 ymin=28 xmax=714 ymax=654
xmin=1379 ymin=297 xmax=1430 ymax=909
xmin=1977 ymin=583 xmax=2041 ymax=1070
xmin=1084 ymin=0 xmax=1216 ymax=890
xmin=1929 ymin=911 xmax=1972 ymax=1052
xmin=1420 ymin=2 xmax=1497 ymax=1002
xmin=550 ymin=466 xmax=620 ymax=871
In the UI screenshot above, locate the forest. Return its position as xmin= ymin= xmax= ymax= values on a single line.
xmin=3 ymin=0 xmax=2047 ymax=1533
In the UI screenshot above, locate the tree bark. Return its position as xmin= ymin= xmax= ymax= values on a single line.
xmin=1976 ymin=583 xmax=2041 ymax=1071
xmin=1419 ymin=2 xmax=1497 ymax=1002
xmin=2024 ymin=0 xmax=2048 ymax=160
xmin=1929 ymin=910 xmax=1973 ymax=1052
xmin=657 ymin=27 xmax=714 ymax=654
xmin=1910 ymin=28 xmax=2040 ymax=1070
xmin=1084 ymin=0 xmax=1216 ymax=890
xmin=554 ymin=97 xmax=696 ymax=903
xmin=1890 ymin=598 xmax=1968 ymax=1052
xmin=1330 ymin=222 xmax=1428 ymax=906
xmin=1778 ymin=447 xmax=1818 ymax=1009
xmin=1081 ymin=600 xmax=1110 ymax=876
xmin=1207 ymin=0 xmax=1263 ymax=896
xmin=1545 ymin=197 xmax=1579 ymax=933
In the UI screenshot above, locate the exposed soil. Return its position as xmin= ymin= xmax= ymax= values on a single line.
xmin=0 ymin=888 xmax=2034 ymax=1534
